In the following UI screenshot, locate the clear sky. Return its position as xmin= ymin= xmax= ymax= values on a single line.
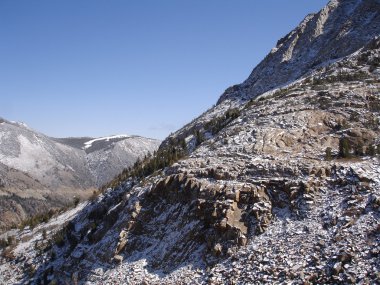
xmin=0 ymin=0 xmax=328 ymax=140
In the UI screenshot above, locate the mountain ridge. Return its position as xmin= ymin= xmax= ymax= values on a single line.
xmin=218 ymin=0 xmax=380 ymax=104
xmin=160 ymin=0 xmax=380 ymax=151
xmin=0 ymin=118 xmax=160 ymax=230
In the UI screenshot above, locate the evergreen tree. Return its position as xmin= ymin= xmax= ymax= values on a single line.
xmin=367 ymin=144 xmax=376 ymax=156
xmin=180 ymin=139 xmax=187 ymax=153
xmin=339 ymin=137 xmax=351 ymax=158
xmin=195 ymin=130 xmax=204 ymax=146
xmin=354 ymin=142 xmax=364 ymax=156
xmin=42 ymin=229 xmax=47 ymax=239
xmin=325 ymin=147 xmax=332 ymax=161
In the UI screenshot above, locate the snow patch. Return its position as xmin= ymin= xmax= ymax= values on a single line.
xmin=84 ymin=134 xmax=130 ymax=149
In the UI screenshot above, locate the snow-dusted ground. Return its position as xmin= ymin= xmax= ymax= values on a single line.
xmin=0 ymin=202 xmax=88 ymax=284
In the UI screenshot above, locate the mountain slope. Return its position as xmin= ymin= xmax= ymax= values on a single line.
xmin=0 ymin=119 xmax=160 ymax=230
xmin=218 ymin=0 xmax=380 ymax=104
xmin=84 ymin=135 xmax=161 ymax=186
xmin=1 ymin=1 xmax=380 ymax=284
xmin=0 ymin=120 xmax=93 ymax=189
xmin=161 ymin=0 xmax=380 ymax=154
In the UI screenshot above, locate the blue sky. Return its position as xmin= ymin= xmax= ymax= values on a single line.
xmin=0 ymin=0 xmax=328 ymax=140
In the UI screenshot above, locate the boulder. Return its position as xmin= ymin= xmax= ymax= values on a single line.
xmin=114 ymin=255 xmax=123 ymax=264
xmin=332 ymin=262 xmax=342 ymax=275
xmin=213 ymin=243 xmax=223 ymax=256
xmin=116 ymin=238 xmax=127 ymax=255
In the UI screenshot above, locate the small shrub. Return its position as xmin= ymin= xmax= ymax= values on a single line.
xmin=89 ymin=190 xmax=99 ymax=202
xmin=73 ymin=196 xmax=80 ymax=207
xmin=368 ymin=96 xmax=380 ymax=112
xmin=90 ymin=222 xmax=97 ymax=230
xmin=354 ymin=142 xmax=364 ymax=156
xmin=0 ymin=238 xmax=9 ymax=248
xmin=52 ymin=229 xmax=66 ymax=247
xmin=335 ymin=119 xmax=349 ymax=131
xmin=245 ymin=99 xmax=259 ymax=109
xmin=349 ymin=113 xmax=360 ymax=122
xmin=366 ymin=115 xmax=379 ymax=131
xmin=1 ymin=247 xmax=15 ymax=259
xmin=367 ymin=145 xmax=376 ymax=156
xmin=7 ymin=236 xmax=15 ymax=246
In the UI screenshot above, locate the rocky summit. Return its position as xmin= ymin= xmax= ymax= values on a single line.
xmin=1 ymin=0 xmax=380 ymax=284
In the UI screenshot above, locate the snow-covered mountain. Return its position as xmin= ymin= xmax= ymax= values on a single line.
xmin=53 ymin=134 xmax=160 ymax=187
xmin=0 ymin=118 xmax=160 ymax=230
xmin=1 ymin=0 xmax=380 ymax=284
